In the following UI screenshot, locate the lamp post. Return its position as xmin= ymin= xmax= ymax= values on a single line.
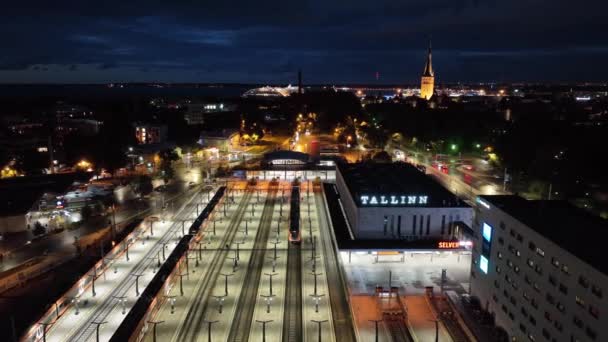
xmin=261 ymin=294 xmax=275 ymax=313
xmin=204 ymin=320 xmax=219 ymax=342
xmin=88 ymin=269 xmax=97 ymax=297
xmin=311 ymin=272 xmax=323 ymax=296
xmin=163 ymin=295 xmax=177 ymax=314
xmin=36 ymin=322 xmax=53 ymax=342
xmin=369 ymin=319 xmax=382 ymax=342
xmin=90 ymin=321 xmax=107 ymax=342
xmin=264 ymin=272 xmax=278 ymax=296
xmin=212 ymin=295 xmax=226 ymax=313
xmin=112 ymin=295 xmax=127 ymax=314
xmin=220 ymin=273 xmax=234 ymax=296
xmin=310 ymin=294 xmax=325 ymax=313
xmin=147 ymin=320 xmax=164 ymax=342
xmin=177 ymin=273 xmax=188 ymax=296
xmin=256 ymin=320 xmax=273 ymax=342
xmin=311 ymin=320 xmax=328 ymax=342
xmin=429 ymin=319 xmax=439 ymax=342
xmin=131 ymin=273 xmax=144 ymax=296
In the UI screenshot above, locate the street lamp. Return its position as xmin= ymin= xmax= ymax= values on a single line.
xmin=264 ymin=272 xmax=278 ymax=296
xmin=311 ymin=320 xmax=328 ymax=342
xmin=204 ymin=320 xmax=219 ymax=342
xmin=261 ymin=294 xmax=275 ymax=313
xmin=310 ymin=294 xmax=325 ymax=313
xmin=90 ymin=321 xmax=108 ymax=342
xmin=147 ymin=320 xmax=164 ymax=342
xmin=256 ymin=320 xmax=273 ymax=342
xmin=220 ymin=273 xmax=234 ymax=296
xmin=212 ymin=295 xmax=226 ymax=313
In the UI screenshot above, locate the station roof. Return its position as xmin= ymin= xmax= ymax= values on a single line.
xmin=263 ymin=150 xmax=310 ymax=163
xmin=338 ymin=162 xmax=467 ymax=208
xmin=481 ymin=195 xmax=608 ymax=274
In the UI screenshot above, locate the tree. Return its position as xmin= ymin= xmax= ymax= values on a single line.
xmin=33 ymin=221 xmax=46 ymax=236
xmin=160 ymin=149 xmax=179 ymax=184
xmin=132 ymin=175 xmax=153 ymax=198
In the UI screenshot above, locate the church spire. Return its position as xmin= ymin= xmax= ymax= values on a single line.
xmin=422 ymin=39 xmax=433 ymax=77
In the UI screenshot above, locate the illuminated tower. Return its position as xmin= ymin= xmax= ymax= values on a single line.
xmin=420 ymin=41 xmax=434 ymax=100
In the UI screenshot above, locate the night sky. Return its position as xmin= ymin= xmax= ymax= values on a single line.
xmin=1 ymin=0 xmax=607 ymax=84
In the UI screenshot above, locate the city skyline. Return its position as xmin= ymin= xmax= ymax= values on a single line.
xmin=1 ymin=0 xmax=608 ymax=83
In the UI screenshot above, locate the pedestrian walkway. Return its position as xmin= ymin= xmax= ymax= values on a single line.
xmin=404 ymin=295 xmax=453 ymax=342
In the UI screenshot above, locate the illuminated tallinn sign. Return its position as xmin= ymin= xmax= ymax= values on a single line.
xmin=359 ymin=195 xmax=428 ymax=206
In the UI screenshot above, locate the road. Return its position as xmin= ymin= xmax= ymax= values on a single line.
xmin=43 ymin=186 xmax=204 ymax=342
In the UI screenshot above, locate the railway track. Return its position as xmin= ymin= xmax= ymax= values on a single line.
xmin=315 ymin=191 xmax=357 ymax=342
xmin=172 ymin=190 xmax=252 ymax=342
xmin=62 ymin=191 xmax=201 ymax=342
xmin=227 ymin=188 xmax=277 ymax=341
xmin=282 ymin=242 xmax=302 ymax=342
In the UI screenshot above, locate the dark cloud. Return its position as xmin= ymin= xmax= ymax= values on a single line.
xmin=0 ymin=0 xmax=607 ymax=83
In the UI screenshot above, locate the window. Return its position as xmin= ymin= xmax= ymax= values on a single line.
xmin=510 ymin=296 xmax=517 ymax=305
xmin=524 ymin=275 xmax=531 ymax=285
xmin=556 ymin=302 xmax=565 ymax=312
xmin=549 ymin=275 xmax=557 ymax=286
xmin=528 ymin=242 xmax=536 ymax=251
xmin=519 ymin=323 xmax=527 ymax=333
xmin=573 ymin=315 xmax=583 ymax=328
xmin=551 ymin=257 xmax=560 ymax=268
xmin=494 ymin=280 xmax=501 ymax=289
xmin=544 ymin=311 xmax=553 ymax=322
xmin=523 ymin=292 xmax=530 ymax=301
xmin=561 ymin=264 xmax=569 ymax=275
xmin=496 ymin=266 xmax=502 ymax=274
xmin=497 ymin=251 xmax=503 ymax=259
xmin=500 ymin=221 xmax=506 ymax=230
xmin=531 ymin=298 xmax=539 ymax=309
xmin=586 ymin=327 xmax=597 ymax=340
xmin=510 ymin=229 xmax=516 ymax=237
xmin=542 ymin=328 xmax=551 ymax=340
xmin=527 ymin=259 xmax=534 ymax=268
xmin=578 ymin=276 xmax=589 ymax=288
xmin=503 ymin=289 xmax=509 ymax=298
xmin=501 ymin=304 xmax=508 ymax=313
xmin=591 ymin=285 xmax=603 ymax=298
xmin=546 ymin=293 xmax=555 ymax=304
xmin=479 ymin=255 xmax=489 ymax=274
xmin=527 ymin=333 xmax=536 ymax=341
xmin=533 ymin=282 xmax=540 ymax=292
xmin=529 ymin=315 xmax=536 ymax=326
xmin=588 ymin=305 xmax=599 ymax=319
xmin=498 ymin=237 xmax=504 ymax=245
xmin=492 ymin=294 xmax=499 ymax=302
xmin=517 ymin=233 xmax=523 ymax=242
xmin=534 ymin=264 xmax=542 ymax=275
xmin=554 ymin=320 xmax=563 ymax=331
xmin=521 ymin=307 xmax=529 ymax=317
xmin=507 ymin=260 xmax=514 ymax=268
xmin=514 ymin=265 xmax=520 ymax=274
xmin=536 ymin=247 xmax=545 ymax=257
xmin=559 ymin=284 xmax=568 ymax=295
xmin=575 ymin=296 xmax=585 ymax=308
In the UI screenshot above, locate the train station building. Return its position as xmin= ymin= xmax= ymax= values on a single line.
xmin=334 ymin=162 xmax=473 ymax=242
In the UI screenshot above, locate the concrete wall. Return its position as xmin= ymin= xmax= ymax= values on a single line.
xmin=470 ymin=204 xmax=608 ymax=342
xmin=357 ymin=206 xmax=472 ymax=240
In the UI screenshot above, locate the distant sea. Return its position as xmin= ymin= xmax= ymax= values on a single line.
xmin=0 ymin=84 xmax=252 ymax=99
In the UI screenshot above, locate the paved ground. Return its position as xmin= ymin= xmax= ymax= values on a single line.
xmin=38 ymin=186 xmax=204 ymax=342
xmin=341 ymin=251 xmax=471 ymax=295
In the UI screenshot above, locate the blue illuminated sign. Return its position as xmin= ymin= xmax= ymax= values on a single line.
xmin=482 ymin=223 xmax=492 ymax=242
xmin=479 ymin=255 xmax=489 ymax=274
